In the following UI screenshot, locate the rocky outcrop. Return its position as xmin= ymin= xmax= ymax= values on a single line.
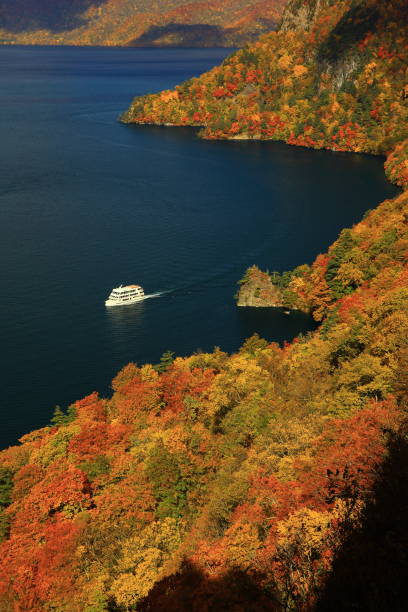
xmin=280 ymin=0 xmax=373 ymax=90
xmin=279 ymin=0 xmax=323 ymax=32
xmin=236 ymin=266 xmax=284 ymax=307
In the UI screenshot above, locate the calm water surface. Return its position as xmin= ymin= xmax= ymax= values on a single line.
xmin=0 ymin=46 xmax=399 ymax=448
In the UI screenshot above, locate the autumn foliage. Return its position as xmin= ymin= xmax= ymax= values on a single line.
xmin=0 ymin=0 xmax=286 ymax=48
xmin=1 ymin=0 xmax=408 ymax=610
xmin=1 ymin=194 xmax=407 ymax=608
xmin=123 ymin=0 xmax=407 ymax=158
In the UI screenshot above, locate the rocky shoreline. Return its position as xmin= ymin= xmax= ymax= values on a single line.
xmin=236 ymin=265 xmax=284 ymax=307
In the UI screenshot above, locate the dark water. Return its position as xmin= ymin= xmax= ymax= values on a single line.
xmin=0 ymin=46 xmax=399 ymax=448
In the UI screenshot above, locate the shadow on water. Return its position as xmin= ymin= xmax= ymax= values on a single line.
xmin=237 ymin=306 xmax=318 ymax=344
xmin=317 ymin=423 xmax=408 ymax=612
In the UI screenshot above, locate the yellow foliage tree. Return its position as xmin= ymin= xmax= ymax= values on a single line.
xmin=110 ymin=517 xmax=182 ymax=608
xmin=293 ymin=64 xmax=308 ymax=78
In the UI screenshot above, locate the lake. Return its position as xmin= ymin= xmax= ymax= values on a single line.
xmin=0 ymin=46 xmax=399 ymax=448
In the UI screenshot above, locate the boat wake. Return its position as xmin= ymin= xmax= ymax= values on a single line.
xmin=143 ymin=290 xmax=172 ymax=300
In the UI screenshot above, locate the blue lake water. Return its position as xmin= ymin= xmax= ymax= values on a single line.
xmin=0 ymin=46 xmax=399 ymax=448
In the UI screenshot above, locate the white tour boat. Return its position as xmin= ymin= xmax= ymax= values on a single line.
xmin=105 ymin=284 xmax=145 ymax=306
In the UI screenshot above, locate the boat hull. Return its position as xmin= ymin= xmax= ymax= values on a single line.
xmin=105 ymin=296 xmax=145 ymax=306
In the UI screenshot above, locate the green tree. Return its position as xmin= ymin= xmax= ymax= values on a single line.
xmin=241 ymin=333 xmax=269 ymax=356
xmin=145 ymin=442 xmax=190 ymax=519
xmin=79 ymin=455 xmax=111 ymax=482
xmin=326 ymin=230 xmax=359 ymax=299
xmin=154 ymin=350 xmax=175 ymax=374
xmin=50 ymin=403 xmax=77 ymax=426
xmin=0 ymin=467 xmax=13 ymax=542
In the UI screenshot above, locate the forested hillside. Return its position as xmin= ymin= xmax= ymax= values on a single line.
xmin=0 ymin=0 xmax=285 ymax=47
xmin=1 ymin=1 xmax=407 ymax=610
xmin=123 ymin=0 xmax=407 ymax=157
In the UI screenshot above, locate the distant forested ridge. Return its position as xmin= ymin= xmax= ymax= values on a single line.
xmin=0 ymin=0 xmax=286 ymax=47
xmin=1 ymin=1 xmax=408 ymax=610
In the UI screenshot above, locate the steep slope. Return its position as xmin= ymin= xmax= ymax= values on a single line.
xmin=0 ymin=0 xmax=286 ymax=47
xmin=123 ymin=0 xmax=407 ymax=156
xmin=0 ymin=187 xmax=407 ymax=609
xmin=0 ymin=1 xmax=407 ymax=610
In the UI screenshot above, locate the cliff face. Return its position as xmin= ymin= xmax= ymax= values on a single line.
xmin=0 ymin=0 xmax=286 ymax=47
xmin=279 ymin=0 xmax=323 ymax=32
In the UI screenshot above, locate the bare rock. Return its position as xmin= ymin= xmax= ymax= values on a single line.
xmin=236 ymin=265 xmax=283 ymax=307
